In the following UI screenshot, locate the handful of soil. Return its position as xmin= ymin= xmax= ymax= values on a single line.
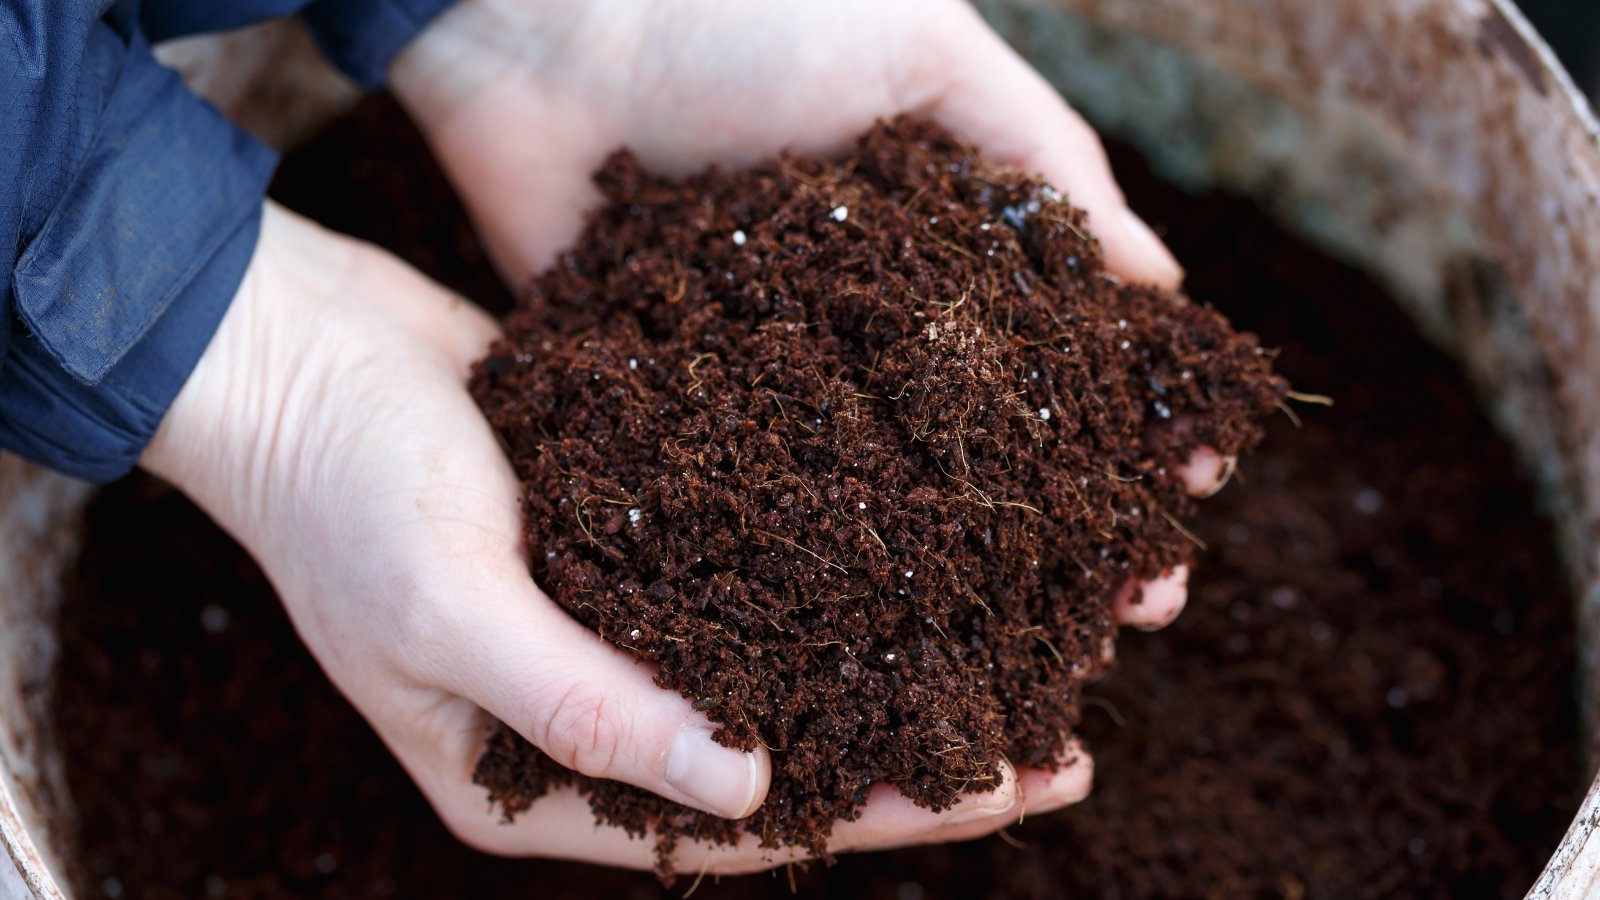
xmin=469 ymin=118 xmax=1285 ymax=863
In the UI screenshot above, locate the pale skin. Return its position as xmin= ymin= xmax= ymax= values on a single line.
xmin=142 ymin=0 xmax=1226 ymax=876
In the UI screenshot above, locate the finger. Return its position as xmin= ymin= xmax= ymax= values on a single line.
xmin=428 ymin=583 xmax=771 ymax=821
xmin=433 ymin=755 xmax=1063 ymax=873
xmin=812 ymin=758 xmax=1026 ymax=856
xmin=1012 ymin=741 xmax=1096 ymax=821
xmin=919 ymin=7 xmax=1183 ymax=290
xmin=422 ymin=83 xmax=614 ymax=284
xmin=1113 ymin=565 xmax=1189 ymax=631
xmin=354 ymin=244 xmax=504 ymax=374
xmin=425 ymin=763 xmax=1023 ymax=867
xmin=1162 ymin=413 xmax=1238 ymax=499
xmin=1178 ymin=445 xmax=1237 ymax=498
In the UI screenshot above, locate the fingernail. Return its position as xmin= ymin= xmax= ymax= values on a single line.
xmin=665 ymin=725 xmax=760 ymax=818
xmin=1135 ymin=566 xmax=1190 ymax=631
xmin=1119 ymin=208 xmax=1185 ymax=286
xmin=1196 ymin=455 xmax=1237 ymax=499
xmin=946 ymin=793 xmax=1017 ymax=826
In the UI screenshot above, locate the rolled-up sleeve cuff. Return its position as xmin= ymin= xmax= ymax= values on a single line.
xmin=0 ymin=206 xmax=259 ymax=483
xmin=302 ymin=0 xmax=456 ymax=90
xmin=11 ymin=25 xmax=275 ymax=388
xmin=1 ymin=16 xmax=273 ymax=484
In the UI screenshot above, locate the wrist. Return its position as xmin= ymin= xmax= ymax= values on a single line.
xmin=141 ymin=203 xmax=341 ymax=546
xmin=143 ymin=207 xmax=276 ymax=526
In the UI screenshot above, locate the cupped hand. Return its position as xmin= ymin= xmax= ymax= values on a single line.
xmin=143 ymin=202 xmax=1141 ymax=873
xmin=372 ymin=0 xmax=1224 ymax=872
xmin=143 ymin=203 xmax=781 ymax=861
xmin=390 ymin=0 xmax=1183 ymax=292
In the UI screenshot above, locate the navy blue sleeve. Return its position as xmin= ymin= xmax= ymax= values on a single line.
xmin=0 ymin=1 xmax=274 ymax=482
xmin=0 ymin=0 xmax=452 ymax=482
xmin=142 ymin=0 xmax=457 ymax=90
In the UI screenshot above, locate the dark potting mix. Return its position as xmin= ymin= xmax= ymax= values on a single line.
xmin=465 ymin=117 xmax=1284 ymax=859
xmin=51 ymin=96 xmax=1581 ymax=899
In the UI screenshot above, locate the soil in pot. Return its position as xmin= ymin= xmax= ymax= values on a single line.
xmin=49 ymin=96 xmax=1580 ymax=900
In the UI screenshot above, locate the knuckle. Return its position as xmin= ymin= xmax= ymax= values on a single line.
xmin=536 ymin=682 xmax=630 ymax=777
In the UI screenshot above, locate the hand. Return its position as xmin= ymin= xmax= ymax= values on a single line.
xmin=390 ymin=0 xmax=1184 ymax=292
xmin=146 ymin=203 xmax=1131 ymax=872
xmin=144 ymin=203 xmax=789 ymax=864
xmin=382 ymin=0 xmax=1225 ymax=872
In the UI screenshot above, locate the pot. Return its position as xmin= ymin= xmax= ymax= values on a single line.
xmin=3 ymin=1 xmax=1597 ymax=895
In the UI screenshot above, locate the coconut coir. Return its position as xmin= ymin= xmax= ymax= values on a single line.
xmin=466 ymin=117 xmax=1285 ymax=857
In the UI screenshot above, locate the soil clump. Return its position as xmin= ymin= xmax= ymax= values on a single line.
xmin=467 ymin=117 xmax=1284 ymax=859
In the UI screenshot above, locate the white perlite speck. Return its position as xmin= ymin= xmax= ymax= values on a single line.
xmin=732 ymin=229 xmax=747 ymax=246
xmin=1038 ymin=407 xmax=1051 ymax=421
xmin=200 ymin=605 xmax=230 ymax=634
xmin=628 ymin=508 xmax=642 ymax=526
xmin=1353 ymin=488 xmax=1384 ymax=514
xmin=830 ymin=205 xmax=849 ymax=222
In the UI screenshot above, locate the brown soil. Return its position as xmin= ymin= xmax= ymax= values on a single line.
xmin=467 ymin=117 xmax=1284 ymax=859
xmin=49 ymin=96 xmax=1580 ymax=899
